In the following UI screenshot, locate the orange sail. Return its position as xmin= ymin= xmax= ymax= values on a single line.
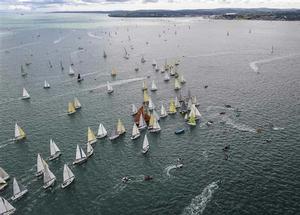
xmin=134 ymin=106 xmax=150 ymax=125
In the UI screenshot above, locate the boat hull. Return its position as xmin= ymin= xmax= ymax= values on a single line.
xmin=160 ymin=114 xmax=168 ymax=118
xmin=107 ymin=90 xmax=114 ymax=94
xmin=87 ymin=139 xmax=97 ymax=146
xmin=67 ymin=111 xmax=76 ymax=115
xmin=21 ymin=96 xmax=30 ymax=100
xmin=0 ymin=183 xmax=7 ymax=191
xmin=11 ymin=189 xmax=28 ymax=201
xmin=14 ymin=135 xmax=26 ymax=141
xmin=73 ymin=158 xmax=87 ymax=165
xmin=43 ymin=178 xmax=56 ymax=189
xmin=49 ymin=152 xmax=61 ymax=161
xmin=87 ymin=151 xmax=94 ymax=158
xmin=149 ymin=128 xmax=161 ymax=133
xmin=61 ymin=177 xmax=75 ymax=189
xmin=96 ymin=134 xmax=107 ymax=139
xmin=109 ymin=135 xmax=120 ymax=141
xmin=142 ymin=149 xmax=149 ymax=154
xmin=138 ymin=125 xmax=147 ymax=130
xmin=175 ymin=129 xmax=185 ymax=134
xmin=131 ymin=134 xmax=140 ymax=140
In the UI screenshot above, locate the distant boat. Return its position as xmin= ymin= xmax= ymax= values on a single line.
xmin=142 ymin=81 xmax=147 ymax=91
xmin=180 ymin=101 xmax=188 ymax=114
xmin=36 ymin=153 xmax=47 ymax=177
xmin=138 ymin=114 xmax=147 ymax=130
xmin=96 ymin=123 xmax=107 ymax=139
xmin=61 ymin=164 xmax=75 ymax=189
xmin=191 ymin=104 xmax=202 ymax=120
xmin=149 ymin=116 xmax=161 ymax=133
xmin=174 ymin=78 xmax=181 ymax=90
xmin=168 ymin=99 xmax=177 ymax=114
xmin=60 ymin=61 xmax=64 ymax=71
xmin=148 ymin=97 xmax=155 ymax=110
xmin=187 ymin=109 xmax=196 ymax=126
xmin=160 ymin=66 xmax=165 ymax=73
xmin=123 ymin=48 xmax=129 ymax=59
xmin=192 ymin=96 xmax=200 ymax=107
xmin=141 ymin=56 xmax=146 ymax=63
xmin=170 ymin=68 xmax=175 ymax=76
xmin=77 ymin=74 xmax=83 ymax=82
xmin=151 ymin=80 xmax=157 ymax=91
xmin=117 ymin=119 xmax=126 ymax=135
xmin=141 ymin=134 xmax=149 ymax=154
xmin=160 ymin=104 xmax=168 ymax=118
xmin=107 ymin=81 xmax=114 ymax=94
xmin=49 ymin=139 xmax=61 ymax=161
xmin=22 ymin=88 xmax=30 ymax=100
xmin=103 ymin=51 xmax=107 ymax=59
xmin=43 ymin=80 xmax=50 ymax=89
xmin=14 ymin=123 xmax=26 ymax=141
xmin=175 ymin=128 xmax=185 ymax=135
xmin=86 ymin=142 xmax=94 ymax=158
xmin=11 ymin=178 xmax=28 ymax=201
xmin=164 ymin=73 xmax=170 ymax=82
xmin=131 ymin=123 xmax=140 ymax=140
xmin=174 ymin=96 xmax=181 ymax=108
xmin=21 ymin=65 xmax=27 ymax=77
xmin=143 ymin=91 xmax=150 ymax=103
xmin=43 ymin=162 xmax=56 ymax=189
xmin=179 ymin=75 xmax=186 ymax=84
xmin=0 ymin=167 xmax=9 ymax=181
xmin=152 ymin=60 xmax=157 ymax=67
xmin=111 ymin=68 xmax=117 ymax=77
xmin=74 ymin=97 xmax=81 ymax=109
xmin=0 ymin=196 xmax=16 ymax=214
xmin=87 ymin=127 xmax=97 ymax=146
xmin=73 ymin=145 xmax=87 ymax=165
xmin=67 ymin=102 xmax=76 ymax=115
xmin=69 ymin=66 xmax=75 ymax=76
xmin=153 ymin=109 xmax=160 ymax=121
xmin=109 ymin=129 xmax=120 ymax=141
xmin=131 ymin=104 xmax=138 ymax=116
xmin=0 ymin=177 xmax=7 ymax=191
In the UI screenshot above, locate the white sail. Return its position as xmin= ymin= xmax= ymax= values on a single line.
xmin=50 ymin=139 xmax=60 ymax=156
xmin=174 ymin=78 xmax=181 ymax=90
xmin=131 ymin=104 xmax=137 ymax=115
xmin=44 ymin=80 xmax=50 ymax=88
xmin=43 ymin=164 xmax=55 ymax=184
xmin=107 ymin=81 xmax=113 ymax=92
xmin=142 ymin=135 xmax=149 ymax=153
xmin=152 ymin=117 xmax=161 ymax=130
xmin=97 ymin=123 xmax=107 ymax=137
xmin=164 ymin=73 xmax=170 ymax=81
xmin=192 ymin=104 xmax=202 ymax=118
xmin=152 ymin=59 xmax=157 ymax=66
xmin=160 ymin=104 xmax=167 ymax=117
xmin=80 ymin=148 xmax=87 ymax=158
xmin=87 ymin=142 xmax=93 ymax=156
xmin=14 ymin=123 xmax=21 ymax=139
xmin=151 ymin=80 xmax=157 ymax=91
xmin=75 ymin=145 xmax=81 ymax=160
xmin=69 ymin=66 xmax=75 ymax=75
xmin=174 ymin=96 xmax=181 ymax=108
xmin=12 ymin=178 xmax=21 ymax=196
xmin=0 ymin=197 xmax=15 ymax=214
xmin=37 ymin=153 xmax=45 ymax=174
xmin=22 ymin=88 xmax=30 ymax=98
xmin=139 ymin=114 xmax=146 ymax=129
xmin=153 ymin=110 xmax=160 ymax=121
xmin=0 ymin=168 xmax=9 ymax=181
xmin=180 ymin=75 xmax=186 ymax=84
xmin=131 ymin=123 xmax=140 ymax=137
xmin=148 ymin=97 xmax=155 ymax=110
xmin=63 ymin=164 xmax=74 ymax=182
xmin=74 ymin=97 xmax=81 ymax=109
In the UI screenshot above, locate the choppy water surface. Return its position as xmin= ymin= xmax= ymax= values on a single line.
xmin=0 ymin=12 xmax=300 ymax=215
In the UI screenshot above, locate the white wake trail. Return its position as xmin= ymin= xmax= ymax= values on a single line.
xmin=0 ymin=42 xmax=40 ymax=53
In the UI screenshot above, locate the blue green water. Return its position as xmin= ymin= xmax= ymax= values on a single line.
xmin=0 ymin=13 xmax=300 ymax=215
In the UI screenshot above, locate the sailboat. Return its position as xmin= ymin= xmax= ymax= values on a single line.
xmin=69 ymin=66 xmax=75 ymax=76
xmin=67 ymin=102 xmax=76 ymax=115
xmin=109 ymin=128 xmax=120 ymax=141
xmin=160 ymin=66 xmax=165 ymax=73
xmin=21 ymin=65 xmax=27 ymax=77
xmin=179 ymin=75 xmax=186 ymax=84
xmin=164 ymin=73 xmax=170 ymax=82
xmin=74 ymin=97 xmax=81 ymax=109
xmin=151 ymin=80 xmax=157 ymax=91
xmin=155 ymin=64 xmax=159 ymax=72
xmin=170 ymin=68 xmax=175 ymax=76
xmin=142 ymin=81 xmax=147 ymax=91
xmin=49 ymin=139 xmax=61 ymax=161
xmin=44 ymin=80 xmax=50 ymax=89
xmin=0 ymin=197 xmax=16 ymax=215
xmin=107 ymin=81 xmax=114 ymax=94
xmin=11 ymin=178 xmax=28 ymax=201
xmin=148 ymin=97 xmax=155 ymax=110
xmin=131 ymin=123 xmax=140 ymax=140
xmin=174 ymin=78 xmax=181 ymax=90
xmin=149 ymin=116 xmax=161 ymax=133
xmin=0 ymin=177 xmax=7 ymax=191
xmin=22 ymin=88 xmax=30 ymax=100
xmin=14 ymin=123 xmax=26 ymax=141
xmin=86 ymin=142 xmax=94 ymax=158
xmin=0 ymin=168 xmax=9 ymax=181
xmin=97 ymin=123 xmax=107 ymax=139
xmin=43 ymin=163 xmax=56 ymax=189
xmin=174 ymin=96 xmax=181 ymax=108
xmin=138 ymin=114 xmax=147 ymax=130
xmin=131 ymin=104 xmax=138 ymax=116
xmin=141 ymin=135 xmax=149 ymax=154
xmin=192 ymin=96 xmax=200 ymax=107
xmin=36 ymin=153 xmax=47 ymax=177
xmin=152 ymin=60 xmax=157 ymax=67
xmin=103 ymin=51 xmax=107 ymax=59
xmin=123 ymin=48 xmax=129 ymax=59
xmin=187 ymin=109 xmax=196 ymax=126
xmin=117 ymin=119 xmax=126 ymax=135
xmin=61 ymin=164 xmax=75 ymax=189
xmin=191 ymin=104 xmax=202 ymax=120
xmin=87 ymin=127 xmax=97 ymax=145
xmin=148 ymin=114 xmax=154 ymax=130
xmin=73 ymin=145 xmax=87 ymax=165
xmin=180 ymin=101 xmax=188 ymax=114
xmin=141 ymin=56 xmax=146 ymax=63
xmin=153 ymin=109 xmax=160 ymax=121
xmin=160 ymin=104 xmax=168 ymax=118
xmin=143 ymin=90 xmax=150 ymax=103
xmin=111 ymin=68 xmax=117 ymax=77
xmin=168 ymin=99 xmax=177 ymax=114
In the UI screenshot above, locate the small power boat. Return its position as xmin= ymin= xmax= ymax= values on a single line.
xmin=175 ymin=128 xmax=185 ymax=135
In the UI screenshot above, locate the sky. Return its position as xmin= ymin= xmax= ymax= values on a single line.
xmin=1 ymin=0 xmax=300 ymax=12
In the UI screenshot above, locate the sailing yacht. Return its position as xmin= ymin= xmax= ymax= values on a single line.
xmin=61 ymin=164 xmax=75 ymax=189
xmin=111 ymin=68 xmax=117 ymax=77
xmin=74 ymin=97 xmax=81 ymax=109
xmin=191 ymin=104 xmax=202 ymax=120
xmin=43 ymin=163 xmax=56 ymax=189
xmin=155 ymin=65 xmax=159 ymax=72
xmin=148 ymin=97 xmax=155 ymax=110
xmin=103 ymin=51 xmax=107 ymax=58
xmin=11 ymin=178 xmax=28 ymax=201
xmin=164 ymin=73 xmax=170 ymax=82
xmin=36 ymin=153 xmax=47 ymax=177
xmin=151 ymin=80 xmax=157 ymax=91
xmin=117 ymin=119 xmax=126 ymax=135
xmin=143 ymin=90 xmax=150 ymax=103
xmin=96 ymin=123 xmax=107 ymax=139
xmin=152 ymin=60 xmax=157 ymax=67
xmin=160 ymin=104 xmax=168 ymax=118
xmin=168 ymin=99 xmax=177 ymax=114
xmin=107 ymin=81 xmax=114 ymax=94
xmin=141 ymin=135 xmax=149 ymax=154
xmin=49 ymin=139 xmax=61 ymax=161
xmin=67 ymin=102 xmax=76 ymax=115
xmin=0 ymin=197 xmax=16 ymax=215
xmin=149 ymin=116 xmax=161 ymax=133
xmin=153 ymin=109 xmax=160 ymax=121
xmin=174 ymin=78 xmax=181 ymax=90
xmin=69 ymin=66 xmax=75 ymax=76
xmin=141 ymin=56 xmax=146 ymax=63
xmin=174 ymin=96 xmax=181 ymax=108
xmin=22 ymin=88 xmax=30 ymax=100
xmin=131 ymin=123 xmax=140 ymax=140
xmin=0 ymin=167 xmax=9 ymax=181
xmin=179 ymin=75 xmax=186 ymax=84
xmin=187 ymin=109 xmax=197 ymax=126
xmin=142 ymin=81 xmax=147 ymax=91
xmin=109 ymin=129 xmax=120 ymax=141
xmin=73 ymin=145 xmax=87 ymax=165
xmin=131 ymin=104 xmax=138 ymax=116
xmin=21 ymin=65 xmax=27 ymax=77
xmin=138 ymin=114 xmax=147 ymax=130
xmin=14 ymin=123 xmax=26 ymax=141
xmin=86 ymin=142 xmax=94 ymax=158
xmin=192 ymin=96 xmax=200 ymax=107
xmin=0 ymin=177 xmax=7 ymax=191
xmin=44 ymin=80 xmax=50 ymax=89
xmin=87 ymin=127 xmax=97 ymax=145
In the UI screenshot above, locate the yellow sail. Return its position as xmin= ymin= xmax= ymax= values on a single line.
xmin=87 ymin=127 xmax=96 ymax=142
xmin=117 ymin=119 xmax=125 ymax=134
xmin=111 ymin=68 xmax=117 ymax=76
xmin=188 ymin=112 xmax=196 ymax=126
xmin=149 ymin=114 xmax=155 ymax=127
xmin=19 ymin=126 xmax=26 ymax=139
xmin=174 ymin=78 xmax=181 ymax=90
xmin=143 ymin=91 xmax=149 ymax=103
xmin=68 ymin=102 xmax=76 ymax=114
xmin=169 ymin=99 xmax=177 ymax=114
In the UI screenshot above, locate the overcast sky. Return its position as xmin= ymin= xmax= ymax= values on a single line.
xmin=1 ymin=0 xmax=300 ymax=12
